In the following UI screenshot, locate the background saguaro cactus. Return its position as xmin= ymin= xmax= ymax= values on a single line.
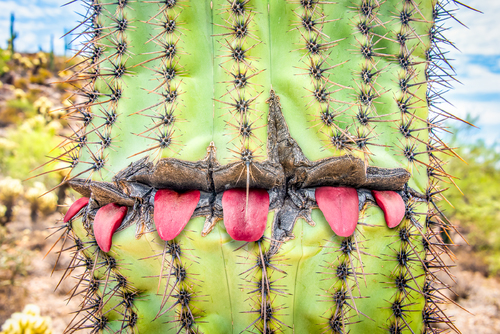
xmin=7 ymin=13 xmax=18 ymax=57
xmin=43 ymin=0 xmax=473 ymax=333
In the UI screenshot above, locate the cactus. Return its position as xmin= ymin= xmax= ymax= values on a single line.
xmin=49 ymin=35 xmax=55 ymax=72
xmin=43 ymin=0 xmax=472 ymax=333
xmin=25 ymin=182 xmax=57 ymax=222
xmin=0 ymin=304 xmax=52 ymax=334
xmin=0 ymin=177 xmax=23 ymax=224
xmin=64 ymin=28 xmax=72 ymax=57
xmin=7 ymin=13 xmax=18 ymax=57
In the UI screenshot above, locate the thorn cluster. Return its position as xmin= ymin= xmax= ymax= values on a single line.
xmin=240 ymin=240 xmax=290 ymax=333
xmin=319 ymin=235 xmax=367 ymax=333
xmin=216 ymin=0 xmax=265 ymax=164
xmin=290 ymin=0 xmax=355 ymax=155
xmin=133 ymin=0 xmax=187 ymax=161
xmin=422 ymin=1 xmax=471 ymax=332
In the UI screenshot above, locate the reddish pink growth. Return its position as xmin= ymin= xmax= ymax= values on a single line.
xmin=371 ymin=190 xmax=405 ymax=228
xmin=222 ymin=188 xmax=269 ymax=242
xmin=154 ymin=189 xmax=200 ymax=241
xmin=316 ymin=187 xmax=359 ymax=237
xmin=63 ymin=197 xmax=89 ymax=223
xmin=93 ymin=203 xmax=127 ymax=252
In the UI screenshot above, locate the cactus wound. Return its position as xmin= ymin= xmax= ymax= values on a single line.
xmin=69 ymin=90 xmax=411 ymax=251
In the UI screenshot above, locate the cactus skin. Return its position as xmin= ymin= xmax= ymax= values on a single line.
xmin=45 ymin=0 xmax=468 ymax=333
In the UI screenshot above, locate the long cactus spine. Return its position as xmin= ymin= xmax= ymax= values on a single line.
xmin=42 ymin=0 xmax=470 ymax=333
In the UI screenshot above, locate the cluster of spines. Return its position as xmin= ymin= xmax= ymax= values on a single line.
xmin=132 ymin=0 xmax=186 ymax=161
xmin=35 ymin=0 xmax=189 ymax=185
xmin=31 ymin=0 xmax=132 ymax=186
xmin=355 ymin=1 xmax=471 ymax=330
xmin=70 ymin=0 xmax=132 ymax=177
xmin=347 ymin=0 xmax=390 ymax=163
xmin=51 ymin=210 xmax=202 ymax=334
xmin=51 ymin=219 xmax=141 ymax=333
xmin=381 ymin=210 xmax=427 ymax=334
xmin=379 ymin=5 xmax=431 ymax=332
xmin=155 ymin=239 xmax=201 ymax=333
xmin=289 ymin=1 xmax=360 ymax=157
xmin=386 ymin=0 xmax=433 ymax=175
xmin=215 ymin=0 xmax=266 ymax=166
xmin=320 ymin=235 xmax=366 ymax=334
xmin=421 ymin=1 xmax=476 ymax=333
xmin=239 ymin=239 xmax=290 ymax=333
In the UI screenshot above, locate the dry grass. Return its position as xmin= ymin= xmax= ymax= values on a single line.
xmin=0 ymin=205 xmax=81 ymax=334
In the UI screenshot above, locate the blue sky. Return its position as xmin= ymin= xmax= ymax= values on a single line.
xmin=0 ymin=0 xmax=498 ymax=144
xmin=0 ymin=0 xmax=81 ymax=55
xmin=441 ymin=0 xmax=500 ymax=145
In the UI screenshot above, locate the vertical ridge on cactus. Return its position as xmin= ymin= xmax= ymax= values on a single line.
xmin=42 ymin=0 xmax=474 ymax=332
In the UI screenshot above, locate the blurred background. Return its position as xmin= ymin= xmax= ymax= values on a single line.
xmin=0 ymin=0 xmax=498 ymax=333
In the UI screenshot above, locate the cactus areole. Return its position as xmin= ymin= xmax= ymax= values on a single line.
xmin=47 ymin=0 xmax=466 ymax=333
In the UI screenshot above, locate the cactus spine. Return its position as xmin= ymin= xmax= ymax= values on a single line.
xmin=44 ymin=0 xmax=469 ymax=333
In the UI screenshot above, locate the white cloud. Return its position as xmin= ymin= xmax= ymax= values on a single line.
xmin=0 ymin=0 xmax=81 ymax=54
xmin=436 ymin=0 xmax=500 ymax=143
xmin=447 ymin=100 xmax=500 ymax=123
xmin=451 ymin=64 xmax=500 ymax=96
xmin=445 ymin=0 xmax=500 ymax=57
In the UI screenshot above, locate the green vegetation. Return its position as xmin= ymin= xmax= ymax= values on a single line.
xmin=443 ymin=121 xmax=500 ymax=275
xmin=0 ymin=116 xmax=61 ymax=185
xmin=0 ymin=46 xmax=75 ymax=223
xmin=0 ymin=47 xmax=70 ymax=331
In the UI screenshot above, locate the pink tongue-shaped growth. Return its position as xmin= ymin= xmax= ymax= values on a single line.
xmin=93 ymin=203 xmax=128 ymax=252
xmin=222 ymin=188 xmax=270 ymax=242
xmin=371 ymin=190 xmax=405 ymax=228
xmin=154 ymin=189 xmax=200 ymax=241
xmin=316 ymin=187 xmax=359 ymax=237
xmin=63 ymin=197 xmax=89 ymax=223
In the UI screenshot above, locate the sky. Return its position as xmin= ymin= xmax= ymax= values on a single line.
xmin=441 ymin=0 xmax=500 ymax=145
xmin=0 ymin=0 xmax=498 ymax=144
xmin=0 ymin=0 xmax=81 ymax=55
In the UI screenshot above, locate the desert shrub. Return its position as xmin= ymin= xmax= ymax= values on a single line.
xmin=443 ymin=120 xmax=500 ymax=275
xmin=0 ymin=226 xmax=32 ymax=285
xmin=0 ymin=116 xmax=61 ymax=187
xmin=29 ymin=68 xmax=52 ymax=85
xmin=0 ymin=178 xmax=23 ymax=224
xmin=0 ymin=304 xmax=52 ymax=334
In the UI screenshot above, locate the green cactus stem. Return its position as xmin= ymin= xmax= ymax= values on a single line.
xmin=49 ymin=34 xmax=55 ymax=71
xmin=8 ymin=13 xmax=18 ymax=57
xmin=42 ymin=0 xmax=473 ymax=333
xmin=64 ymin=28 xmax=72 ymax=57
